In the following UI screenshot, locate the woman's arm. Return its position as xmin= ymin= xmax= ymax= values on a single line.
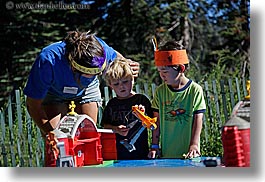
xmin=26 ymin=97 xmax=56 ymax=136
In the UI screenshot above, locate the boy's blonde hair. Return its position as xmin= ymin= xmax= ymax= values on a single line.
xmin=104 ymin=58 xmax=133 ymax=86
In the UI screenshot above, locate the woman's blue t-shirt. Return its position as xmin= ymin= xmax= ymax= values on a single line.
xmin=23 ymin=37 xmax=117 ymax=99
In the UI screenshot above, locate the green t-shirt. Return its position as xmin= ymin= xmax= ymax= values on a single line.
xmin=152 ymin=80 xmax=206 ymax=158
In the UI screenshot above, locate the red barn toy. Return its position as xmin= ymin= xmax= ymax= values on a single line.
xmin=45 ymin=101 xmax=117 ymax=167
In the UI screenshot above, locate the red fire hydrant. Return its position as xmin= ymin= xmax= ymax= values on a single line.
xmin=221 ymin=80 xmax=250 ymax=167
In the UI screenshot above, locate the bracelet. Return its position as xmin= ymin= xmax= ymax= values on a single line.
xmin=150 ymin=144 xmax=159 ymax=149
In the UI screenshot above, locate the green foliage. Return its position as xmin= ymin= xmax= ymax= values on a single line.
xmin=0 ymin=89 xmax=44 ymax=167
xmin=202 ymin=133 xmax=223 ymax=157
xmin=1 ymin=0 xmax=250 ymax=106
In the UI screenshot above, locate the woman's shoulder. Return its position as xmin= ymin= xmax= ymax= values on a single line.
xmin=37 ymin=41 xmax=66 ymax=63
xmin=41 ymin=41 xmax=65 ymax=53
xmin=95 ymin=37 xmax=117 ymax=62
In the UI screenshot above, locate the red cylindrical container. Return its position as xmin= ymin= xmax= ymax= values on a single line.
xmin=239 ymin=128 xmax=250 ymax=166
xmin=221 ymin=116 xmax=250 ymax=167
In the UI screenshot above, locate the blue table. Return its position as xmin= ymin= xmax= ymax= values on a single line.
xmin=87 ymin=157 xmax=221 ymax=168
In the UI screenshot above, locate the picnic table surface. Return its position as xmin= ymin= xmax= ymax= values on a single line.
xmin=86 ymin=157 xmax=222 ymax=168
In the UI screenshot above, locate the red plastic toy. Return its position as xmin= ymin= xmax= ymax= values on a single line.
xmin=45 ymin=101 xmax=117 ymax=167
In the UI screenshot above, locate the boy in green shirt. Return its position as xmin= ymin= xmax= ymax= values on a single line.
xmin=148 ymin=40 xmax=206 ymax=159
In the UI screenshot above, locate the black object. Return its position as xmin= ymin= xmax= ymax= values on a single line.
xmin=203 ymin=158 xmax=218 ymax=167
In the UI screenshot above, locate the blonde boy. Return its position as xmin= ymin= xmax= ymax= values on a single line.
xmin=101 ymin=59 xmax=152 ymax=159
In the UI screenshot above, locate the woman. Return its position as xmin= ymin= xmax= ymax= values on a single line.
xmin=24 ymin=30 xmax=139 ymax=136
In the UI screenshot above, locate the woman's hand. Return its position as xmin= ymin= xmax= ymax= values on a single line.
xmin=128 ymin=60 xmax=140 ymax=78
xmin=115 ymin=51 xmax=140 ymax=78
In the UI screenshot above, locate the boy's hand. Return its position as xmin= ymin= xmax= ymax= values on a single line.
xmin=184 ymin=144 xmax=201 ymax=159
xmin=137 ymin=104 xmax=145 ymax=112
xmin=114 ymin=125 xmax=129 ymax=136
xmin=132 ymin=104 xmax=145 ymax=115
xmin=148 ymin=149 xmax=160 ymax=159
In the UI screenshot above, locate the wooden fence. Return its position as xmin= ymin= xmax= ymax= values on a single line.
xmin=0 ymin=77 xmax=248 ymax=167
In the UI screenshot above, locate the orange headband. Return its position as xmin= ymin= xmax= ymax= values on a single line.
xmin=154 ymin=50 xmax=189 ymax=66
